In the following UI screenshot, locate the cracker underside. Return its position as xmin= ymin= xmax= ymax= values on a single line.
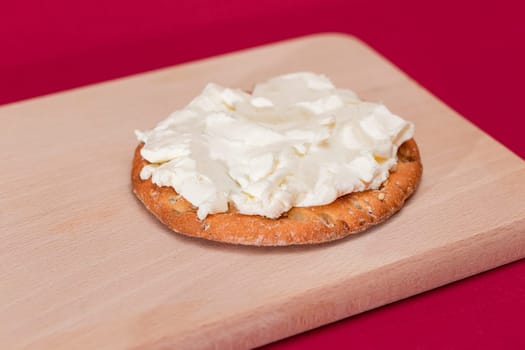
xmin=131 ymin=139 xmax=422 ymax=246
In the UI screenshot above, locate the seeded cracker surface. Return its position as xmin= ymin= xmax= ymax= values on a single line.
xmin=132 ymin=139 xmax=422 ymax=246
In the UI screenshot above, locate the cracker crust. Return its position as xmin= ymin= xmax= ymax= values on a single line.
xmin=131 ymin=139 xmax=422 ymax=245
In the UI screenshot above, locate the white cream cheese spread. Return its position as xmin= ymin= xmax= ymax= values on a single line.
xmin=135 ymin=72 xmax=414 ymax=219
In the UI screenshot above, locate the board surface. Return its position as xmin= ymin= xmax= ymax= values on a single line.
xmin=1 ymin=34 xmax=524 ymax=349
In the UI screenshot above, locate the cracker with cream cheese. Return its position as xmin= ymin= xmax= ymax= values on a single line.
xmin=131 ymin=73 xmax=422 ymax=245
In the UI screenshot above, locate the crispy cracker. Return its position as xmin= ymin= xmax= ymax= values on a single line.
xmin=131 ymin=139 xmax=422 ymax=245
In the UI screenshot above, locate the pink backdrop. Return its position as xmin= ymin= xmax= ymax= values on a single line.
xmin=2 ymin=0 xmax=524 ymax=348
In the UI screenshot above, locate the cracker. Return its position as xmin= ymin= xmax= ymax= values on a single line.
xmin=131 ymin=139 xmax=422 ymax=245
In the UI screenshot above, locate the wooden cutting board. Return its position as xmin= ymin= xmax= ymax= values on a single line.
xmin=1 ymin=34 xmax=524 ymax=349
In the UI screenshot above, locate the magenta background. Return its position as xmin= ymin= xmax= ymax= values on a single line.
xmin=2 ymin=0 xmax=524 ymax=348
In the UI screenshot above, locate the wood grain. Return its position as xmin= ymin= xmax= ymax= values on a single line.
xmin=1 ymin=33 xmax=524 ymax=349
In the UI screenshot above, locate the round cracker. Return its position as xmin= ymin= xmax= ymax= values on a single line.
xmin=131 ymin=139 xmax=422 ymax=246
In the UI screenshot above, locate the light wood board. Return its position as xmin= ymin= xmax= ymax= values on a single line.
xmin=1 ymin=33 xmax=524 ymax=349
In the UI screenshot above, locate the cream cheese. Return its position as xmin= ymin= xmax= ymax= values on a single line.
xmin=135 ymin=72 xmax=414 ymax=219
